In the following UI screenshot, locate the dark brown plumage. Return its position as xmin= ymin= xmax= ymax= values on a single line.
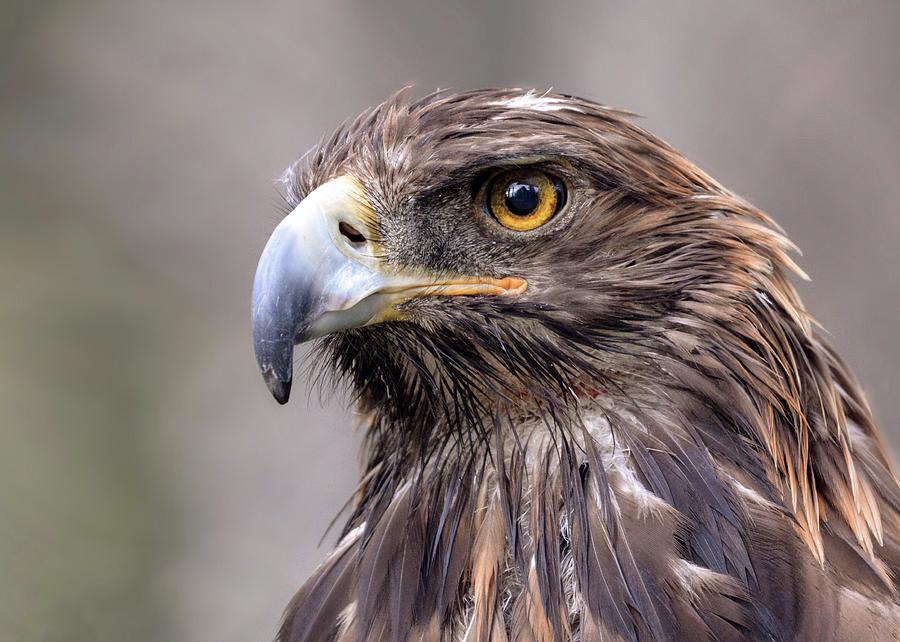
xmin=252 ymin=89 xmax=900 ymax=641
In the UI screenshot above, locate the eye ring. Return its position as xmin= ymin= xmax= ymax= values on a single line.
xmin=484 ymin=168 xmax=567 ymax=231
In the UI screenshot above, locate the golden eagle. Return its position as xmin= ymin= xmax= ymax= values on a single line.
xmin=251 ymin=89 xmax=900 ymax=641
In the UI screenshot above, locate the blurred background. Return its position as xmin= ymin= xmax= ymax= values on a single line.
xmin=1 ymin=1 xmax=898 ymax=640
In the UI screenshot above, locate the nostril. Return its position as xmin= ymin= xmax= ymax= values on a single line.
xmin=338 ymin=221 xmax=367 ymax=245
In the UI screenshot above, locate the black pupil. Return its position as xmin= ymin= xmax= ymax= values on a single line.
xmin=504 ymin=181 xmax=541 ymax=216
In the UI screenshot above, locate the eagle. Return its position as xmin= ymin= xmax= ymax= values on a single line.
xmin=251 ymin=89 xmax=900 ymax=641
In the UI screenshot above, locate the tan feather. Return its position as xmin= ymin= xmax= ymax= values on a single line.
xmin=467 ymin=486 xmax=507 ymax=642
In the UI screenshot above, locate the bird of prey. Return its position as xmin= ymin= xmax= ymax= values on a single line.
xmin=251 ymin=89 xmax=900 ymax=641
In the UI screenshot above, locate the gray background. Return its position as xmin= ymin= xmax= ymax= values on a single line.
xmin=2 ymin=1 xmax=898 ymax=640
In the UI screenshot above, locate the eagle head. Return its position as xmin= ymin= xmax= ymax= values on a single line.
xmin=253 ymin=89 xmax=777 ymax=431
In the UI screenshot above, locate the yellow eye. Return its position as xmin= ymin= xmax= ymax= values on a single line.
xmin=486 ymin=169 xmax=567 ymax=231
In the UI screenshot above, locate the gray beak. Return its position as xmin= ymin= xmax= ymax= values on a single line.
xmin=252 ymin=176 xmax=387 ymax=403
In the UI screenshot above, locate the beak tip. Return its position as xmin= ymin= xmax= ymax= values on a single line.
xmin=261 ymin=367 xmax=292 ymax=405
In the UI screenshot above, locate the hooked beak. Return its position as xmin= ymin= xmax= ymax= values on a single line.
xmin=251 ymin=175 xmax=527 ymax=404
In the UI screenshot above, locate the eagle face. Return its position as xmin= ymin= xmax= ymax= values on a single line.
xmin=255 ymin=90 xmax=741 ymax=428
xmin=251 ymin=90 xmax=900 ymax=642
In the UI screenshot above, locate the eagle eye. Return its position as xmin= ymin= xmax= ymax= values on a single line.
xmin=485 ymin=169 xmax=567 ymax=231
